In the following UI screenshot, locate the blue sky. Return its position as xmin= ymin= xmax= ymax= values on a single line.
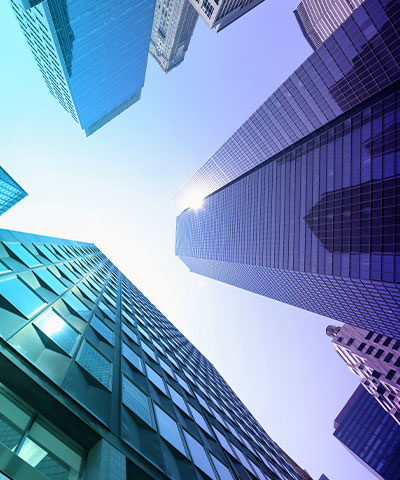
xmin=0 ymin=0 xmax=375 ymax=478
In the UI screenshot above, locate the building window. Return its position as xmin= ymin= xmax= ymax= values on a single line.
xmin=374 ymin=334 xmax=383 ymax=343
xmin=372 ymin=370 xmax=382 ymax=379
xmin=201 ymin=0 xmax=214 ymax=18
xmin=383 ymin=337 xmax=393 ymax=347
xmin=337 ymin=337 xmax=343 ymax=343
xmin=154 ymin=404 xmax=186 ymax=456
xmin=395 ymin=357 xmax=400 ymax=368
xmin=386 ymin=370 xmax=396 ymax=381
xmin=365 ymin=331 xmax=374 ymax=340
xmin=346 ymin=338 xmax=354 ymax=346
xmin=384 ymin=353 xmax=394 ymax=363
xmin=357 ymin=342 xmax=366 ymax=351
xmin=366 ymin=346 xmax=374 ymax=355
xmin=183 ymin=430 xmax=216 ymax=479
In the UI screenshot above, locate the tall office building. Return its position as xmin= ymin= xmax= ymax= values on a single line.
xmin=187 ymin=0 xmax=265 ymax=31
xmin=0 ymin=228 xmax=311 ymax=480
xmin=10 ymin=0 xmax=155 ymax=136
xmin=0 ymin=167 xmax=27 ymax=216
xmin=294 ymin=0 xmax=365 ymax=50
xmin=150 ymin=0 xmax=198 ymax=73
xmin=175 ymin=0 xmax=400 ymax=338
xmin=334 ymin=384 xmax=400 ymax=480
xmin=327 ymin=324 xmax=400 ymax=425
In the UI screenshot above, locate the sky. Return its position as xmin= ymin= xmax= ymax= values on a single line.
xmin=0 ymin=1 xmax=376 ymax=479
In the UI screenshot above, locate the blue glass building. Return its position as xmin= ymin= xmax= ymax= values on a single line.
xmin=334 ymin=384 xmax=400 ymax=480
xmin=0 ymin=167 xmax=27 ymax=216
xmin=176 ymin=0 xmax=400 ymax=338
xmin=10 ymin=0 xmax=155 ymax=136
xmin=0 ymin=228 xmax=311 ymax=480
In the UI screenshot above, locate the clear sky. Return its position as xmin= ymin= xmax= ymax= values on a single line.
xmin=0 ymin=1 xmax=375 ymax=479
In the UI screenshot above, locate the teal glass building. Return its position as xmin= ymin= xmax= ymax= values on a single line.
xmin=0 ymin=228 xmax=310 ymax=480
xmin=10 ymin=0 xmax=155 ymax=136
xmin=0 ymin=167 xmax=27 ymax=216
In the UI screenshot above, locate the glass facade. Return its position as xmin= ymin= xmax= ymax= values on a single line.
xmin=294 ymin=0 xmax=365 ymax=50
xmin=0 ymin=228 xmax=310 ymax=480
xmin=334 ymin=385 xmax=400 ymax=480
xmin=150 ymin=0 xmax=198 ymax=73
xmin=0 ymin=167 xmax=27 ymax=216
xmin=176 ymin=0 xmax=400 ymax=339
xmin=10 ymin=0 xmax=155 ymax=136
xmin=175 ymin=0 xmax=400 ymax=210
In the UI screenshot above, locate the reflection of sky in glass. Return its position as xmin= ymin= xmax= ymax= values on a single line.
xmin=35 ymin=268 xmax=67 ymax=295
xmin=63 ymin=292 xmax=89 ymax=320
xmin=154 ymin=404 xmax=186 ymax=455
xmin=0 ymin=278 xmax=45 ymax=318
xmin=35 ymin=309 xmax=78 ymax=354
xmin=5 ymin=243 xmax=40 ymax=268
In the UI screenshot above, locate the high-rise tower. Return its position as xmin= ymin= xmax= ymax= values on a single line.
xmin=150 ymin=0 xmax=198 ymax=73
xmin=334 ymin=384 xmax=400 ymax=480
xmin=327 ymin=324 xmax=400 ymax=425
xmin=10 ymin=0 xmax=155 ymax=135
xmin=0 ymin=167 xmax=27 ymax=216
xmin=294 ymin=0 xmax=365 ymax=50
xmin=0 ymin=228 xmax=310 ymax=480
xmin=187 ymin=0 xmax=265 ymax=31
xmin=175 ymin=0 xmax=400 ymax=338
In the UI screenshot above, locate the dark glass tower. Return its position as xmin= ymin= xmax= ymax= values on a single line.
xmin=0 ymin=167 xmax=27 ymax=216
xmin=334 ymin=385 xmax=400 ymax=480
xmin=175 ymin=0 xmax=400 ymax=338
xmin=10 ymin=0 xmax=155 ymax=135
xmin=0 ymin=228 xmax=310 ymax=480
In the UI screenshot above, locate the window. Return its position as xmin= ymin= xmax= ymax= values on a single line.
xmin=141 ymin=341 xmax=156 ymax=361
xmin=346 ymin=338 xmax=354 ymax=346
xmin=168 ymin=384 xmax=189 ymax=415
xmin=188 ymin=404 xmax=212 ymax=436
xmin=5 ymin=243 xmax=40 ymax=268
xmin=357 ymin=342 xmax=366 ymax=351
xmin=384 ymin=353 xmax=394 ymax=363
xmin=210 ymin=454 xmax=234 ymax=480
xmin=365 ymin=331 xmax=374 ymax=340
xmin=374 ymin=349 xmax=384 ymax=359
xmin=122 ymin=343 xmax=142 ymax=372
xmin=0 ymin=277 xmax=45 ymax=318
xmin=122 ymin=323 xmax=137 ymax=343
xmin=386 ymin=369 xmax=396 ymax=380
xmin=184 ymin=430 xmax=216 ymax=479
xmin=146 ymin=364 xmax=167 ymax=395
xmin=374 ymin=334 xmax=383 ymax=343
xmin=393 ymin=341 xmax=400 ymax=351
xmin=91 ymin=316 xmax=114 ymax=344
xmin=35 ymin=269 xmax=66 ymax=295
xmin=63 ymin=293 xmax=90 ymax=320
xmin=159 ymin=358 xmax=173 ymax=377
xmin=154 ymin=405 xmax=186 ymax=455
xmin=77 ymin=341 xmax=112 ymax=389
xmin=366 ymin=346 xmax=374 ymax=355
xmin=394 ymin=357 xmax=400 ymax=367
xmin=212 ymin=427 xmax=235 ymax=456
xmin=122 ymin=377 xmax=153 ymax=427
xmin=383 ymin=337 xmax=393 ymax=347
xmin=34 ymin=310 xmax=79 ymax=355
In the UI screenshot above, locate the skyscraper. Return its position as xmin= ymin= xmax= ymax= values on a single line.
xmin=334 ymin=384 xmax=400 ymax=480
xmin=0 ymin=167 xmax=27 ymax=216
xmin=150 ymin=0 xmax=198 ymax=73
xmin=10 ymin=0 xmax=155 ymax=136
xmin=187 ymin=0 xmax=265 ymax=32
xmin=175 ymin=0 xmax=400 ymax=338
xmin=327 ymin=324 xmax=400 ymax=425
xmin=294 ymin=0 xmax=365 ymax=50
xmin=0 ymin=227 xmax=311 ymax=480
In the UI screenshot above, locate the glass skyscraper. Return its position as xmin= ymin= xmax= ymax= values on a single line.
xmin=0 ymin=228 xmax=311 ymax=480
xmin=334 ymin=384 xmax=400 ymax=480
xmin=0 ymin=167 xmax=27 ymax=216
xmin=175 ymin=0 xmax=400 ymax=339
xmin=150 ymin=0 xmax=198 ymax=73
xmin=294 ymin=0 xmax=365 ymax=50
xmin=10 ymin=0 xmax=155 ymax=136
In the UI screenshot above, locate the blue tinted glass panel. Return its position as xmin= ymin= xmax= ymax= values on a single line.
xmin=0 ymin=278 xmax=45 ymax=319
xmin=5 ymin=243 xmax=40 ymax=268
xmin=146 ymin=364 xmax=167 ymax=394
xmin=35 ymin=310 xmax=79 ymax=355
xmin=77 ymin=342 xmax=111 ymax=388
xmin=184 ymin=430 xmax=216 ymax=479
xmin=35 ymin=269 xmax=67 ymax=295
xmin=63 ymin=293 xmax=90 ymax=320
xmin=122 ymin=343 xmax=142 ymax=372
xmin=122 ymin=377 xmax=154 ymax=427
xmin=210 ymin=454 xmax=234 ymax=480
xmin=154 ymin=405 xmax=186 ymax=455
xmin=168 ymin=384 xmax=189 ymax=415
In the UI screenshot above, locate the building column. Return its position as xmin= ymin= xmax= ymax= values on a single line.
xmin=86 ymin=439 xmax=126 ymax=480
